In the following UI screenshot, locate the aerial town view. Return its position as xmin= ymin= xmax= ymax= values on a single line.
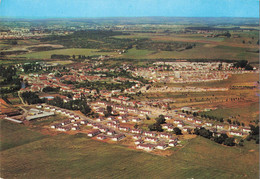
xmin=0 ymin=0 xmax=259 ymax=178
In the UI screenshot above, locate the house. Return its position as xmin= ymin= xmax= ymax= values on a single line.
xmin=119 ymin=110 xmax=127 ymax=115
xmin=71 ymin=126 xmax=80 ymax=130
xmin=169 ymin=137 xmax=179 ymax=142
xmin=132 ymin=135 xmax=142 ymax=140
xmin=187 ymin=117 xmax=194 ymax=121
xmin=177 ymin=123 xmax=184 ymax=128
xmin=156 ymin=143 xmax=168 ymax=150
xmin=162 ymin=123 xmax=173 ymax=129
xmin=169 ymin=141 xmax=178 ymax=147
xmin=144 ymin=136 xmax=158 ymax=143
xmin=111 ymin=134 xmax=125 ymax=141
xmin=216 ymin=124 xmax=224 ymax=129
xmin=107 ymin=116 xmax=115 ymax=121
xmin=87 ymin=130 xmax=101 ymax=137
xmin=179 ymin=114 xmax=186 ymax=118
xmin=97 ymin=134 xmax=107 ymax=140
xmin=143 ymin=131 xmax=157 ymax=137
xmin=56 ymin=125 xmax=72 ymax=131
xmin=96 ymin=117 xmax=105 ymax=122
xmin=205 ymin=122 xmax=213 ymax=127
xmin=121 ymin=118 xmax=129 ymax=123
xmin=134 ymin=140 xmax=144 ymax=145
xmin=74 ymin=116 xmax=80 ymax=120
xmin=50 ymin=107 xmax=56 ymax=112
xmin=164 ymin=115 xmax=172 ymax=120
xmin=73 ymin=122 xmax=81 ymax=126
xmin=137 ymin=143 xmax=155 ymax=151
xmin=159 ymin=133 xmax=172 ymax=139
xmin=61 ymin=120 xmax=71 ymax=126
xmin=87 ymin=122 xmax=94 ymax=127
xmin=127 ymin=108 xmax=137 ymax=113
xmin=107 ymin=130 xmax=116 ymax=136
xmin=229 ymin=131 xmax=243 ymax=137
xmin=61 ymin=110 xmax=67 ymax=115
xmin=167 ymin=126 xmax=174 ymax=132
xmin=139 ymin=110 xmax=151 ymax=115
xmin=174 ymin=120 xmax=182 ymax=124
xmin=36 ymin=104 xmax=43 ymax=109
xmin=99 ymin=126 xmax=109 ymax=133
xmin=56 ymin=109 xmax=62 ymax=113
xmin=112 ymin=120 xmax=120 ymax=124
xmin=93 ymin=123 xmax=101 ymax=129
xmin=242 ymin=127 xmax=251 ymax=133
xmin=69 ymin=113 xmax=75 ymax=119
xmin=80 ymin=120 xmax=88 ymax=125
xmin=51 ymin=123 xmax=61 ymax=129
xmin=132 ymin=118 xmax=141 ymax=123
xmin=229 ymin=125 xmax=239 ymax=130
xmin=118 ymin=126 xmax=130 ymax=132
xmin=182 ymin=127 xmax=191 ymax=132
xmin=195 ymin=120 xmax=202 ymax=124
xmin=130 ymin=129 xmax=142 ymax=134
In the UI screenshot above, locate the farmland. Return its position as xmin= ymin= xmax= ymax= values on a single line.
xmin=1 ymin=120 xmax=259 ymax=178
xmin=0 ymin=17 xmax=259 ymax=178
xmin=15 ymin=48 xmax=120 ymax=59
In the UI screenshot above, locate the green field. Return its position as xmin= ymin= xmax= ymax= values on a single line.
xmin=122 ymin=48 xmax=155 ymax=59
xmin=1 ymin=119 xmax=259 ymax=178
xmin=14 ymin=48 xmax=120 ymax=59
xmin=0 ymin=119 xmax=46 ymax=151
xmin=115 ymin=32 xmax=259 ymax=62
xmin=200 ymin=101 xmax=259 ymax=124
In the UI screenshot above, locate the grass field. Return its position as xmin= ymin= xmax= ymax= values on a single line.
xmin=14 ymin=48 xmax=120 ymax=59
xmin=200 ymin=101 xmax=259 ymax=124
xmin=116 ymin=32 xmax=259 ymax=62
xmin=0 ymin=119 xmax=46 ymax=151
xmin=119 ymin=44 xmax=259 ymax=62
xmin=0 ymin=119 xmax=259 ymax=178
xmin=122 ymin=48 xmax=155 ymax=59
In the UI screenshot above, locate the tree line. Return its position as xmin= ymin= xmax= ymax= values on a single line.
xmin=47 ymin=96 xmax=91 ymax=115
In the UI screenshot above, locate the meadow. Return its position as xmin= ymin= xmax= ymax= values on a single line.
xmin=116 ymin=31 xmax=259 ymax=63
xmin=14 ymin=48 xmax=120 ymax=59
xmin=1 ymin=119 xmax=259 ymax=178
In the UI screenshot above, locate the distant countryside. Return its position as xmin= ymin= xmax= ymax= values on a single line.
xmin=0 ymin=13 xmax=259 ymax=179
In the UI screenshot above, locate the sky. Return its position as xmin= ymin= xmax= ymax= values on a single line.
xmin=0 ymin=0 xmax=259 ymax=18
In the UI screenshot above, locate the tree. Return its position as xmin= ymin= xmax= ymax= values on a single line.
xmin=146 ymin=115 xmax=150 ymax=120
xmin=224 ymin=137 xmax=235 ymax=146
xmin=214 ymin=133 xmax=228 ymax=144
xmin=148 ymin=123 xmax=163 ymax=132
xmin=173 ymin=127 xmax=182 ymax=135
xmin=134 ymin=123 xmax=138 ymax=129
xmin=106 ymin=106 xmax=112 ymax=116
xmin=156 ymin=115 xmax=166 ymax=124
xmin=238 ymin=139 xmax=244 ymax=146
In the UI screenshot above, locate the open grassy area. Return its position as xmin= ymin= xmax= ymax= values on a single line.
xmin=200 ymin=101 xmax=259 ymax=124
xmin=0 ymin=119 xmax=46 ymax=151
xmin=14 ymin=48 xmax=120 ymax=59
xmin=116 ymin=32 xmax=259 ymax=62
xmin=0 ymin=120 xmax=259 ymax=178
xmin=122 ymin=48 xmax=155 ymax=59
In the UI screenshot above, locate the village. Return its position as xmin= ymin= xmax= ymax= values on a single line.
xmin=2 ymin=59 xmax=257 ymax=153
